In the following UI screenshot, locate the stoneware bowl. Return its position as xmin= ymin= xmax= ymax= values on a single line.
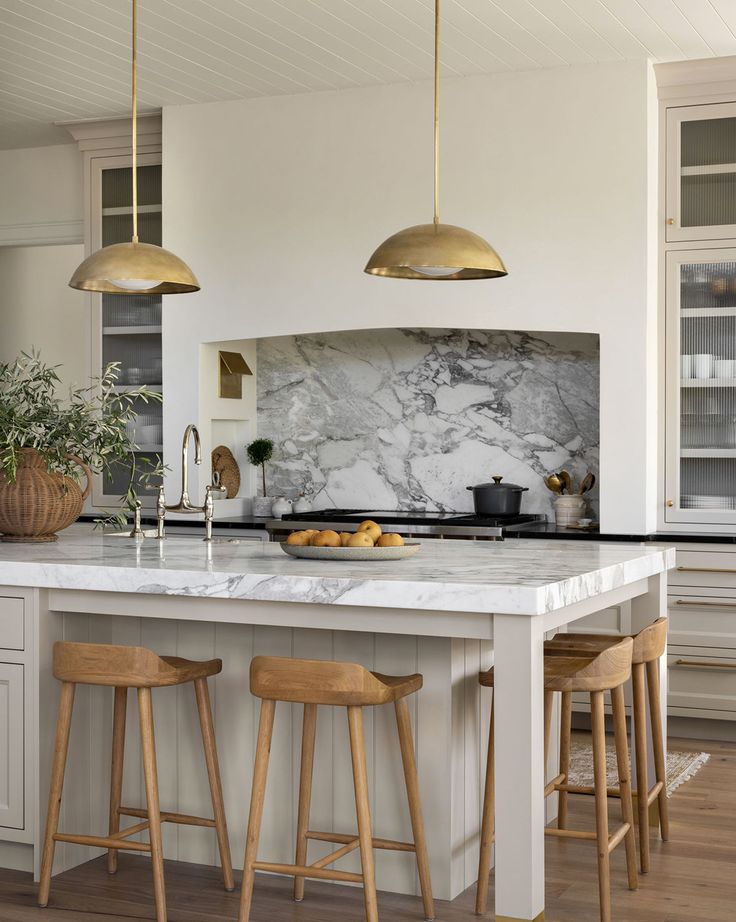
xmin=281 ymin=542 xmax=421 ymax=561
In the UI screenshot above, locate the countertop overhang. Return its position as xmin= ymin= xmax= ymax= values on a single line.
xmin=0 ymin=533 xmax=675 ymax=616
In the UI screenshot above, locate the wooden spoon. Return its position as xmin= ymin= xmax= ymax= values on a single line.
xmin=579 ymin=472 xmax=596 ymax=494
xmin=558 ymin=470 xmax=573 ymax=495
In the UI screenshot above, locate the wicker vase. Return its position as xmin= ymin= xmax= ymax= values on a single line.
xmin=0 ymin=448 xmax=92 ymax=543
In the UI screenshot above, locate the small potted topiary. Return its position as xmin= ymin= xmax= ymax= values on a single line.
xmin=246 ymin=437 xmax=274 ymax=517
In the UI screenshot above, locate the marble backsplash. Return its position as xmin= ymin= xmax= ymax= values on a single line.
xmin=256 ymin=328 xmax=599 ymax=518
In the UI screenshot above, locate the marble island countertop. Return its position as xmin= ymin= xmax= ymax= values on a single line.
xmin=0 ymin=532 xmax=675 ymax=616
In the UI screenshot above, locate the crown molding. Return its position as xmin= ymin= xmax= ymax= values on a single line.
xmin=0 ymin=220 xmax=84 ymax=248
xmin=57 ymin=112 xmax=162 ymax=153
xmin=656 ymin=55 xmax=736 ymax=100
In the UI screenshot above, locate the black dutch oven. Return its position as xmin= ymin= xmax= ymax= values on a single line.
xmin=466 ymin=475 xmax=528 ymax=516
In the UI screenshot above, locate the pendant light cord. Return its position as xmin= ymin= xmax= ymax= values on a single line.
xmin=131 ymin=0 xmax=139 ymax=244
xmin=433 ymin=0 xmax=440 ymax=226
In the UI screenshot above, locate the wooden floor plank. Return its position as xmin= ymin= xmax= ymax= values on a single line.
xmin=2 ymin=736 xmax=733 ymax=922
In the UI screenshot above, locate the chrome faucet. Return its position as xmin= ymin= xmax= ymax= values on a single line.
xmin=158 ymin=424 xmax=225 ymax=540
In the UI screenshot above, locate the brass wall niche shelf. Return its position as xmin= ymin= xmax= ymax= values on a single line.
xmin=218 ymin=351 xmax=252 ymax=399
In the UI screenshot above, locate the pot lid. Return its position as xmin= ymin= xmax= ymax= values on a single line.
xmin=468 ymin=475 xmax=528 ymax=492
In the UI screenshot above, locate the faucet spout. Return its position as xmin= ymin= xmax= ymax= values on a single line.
xmin=166 ymin=423 xmax=203 ymax=514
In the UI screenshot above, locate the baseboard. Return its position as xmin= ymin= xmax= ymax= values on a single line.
xmin=0 ymin=841 xmax=33 ymax=873
xmin=571 ymin=711 xmax=736 ymax=743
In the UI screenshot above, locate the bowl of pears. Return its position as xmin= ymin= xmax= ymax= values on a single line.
xmin=280 ymin=520 xmax=420 ymax=561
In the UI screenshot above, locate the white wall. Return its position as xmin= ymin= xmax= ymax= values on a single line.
xmin=0 ymin=244 xmax=89 ymax=386
xmin=162 ymin=60 xmax=658 ymax=532
xmin=0 ymin=145 xmax=82 ymax=245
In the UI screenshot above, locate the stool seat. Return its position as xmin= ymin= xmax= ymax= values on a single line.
xmin=250 ymin=655 xmax=422 ymax=706
xmin=545 ymin=617 xmax=667 ymax=664
xmin=546 ymin=618 xmax=670 ymax=874
xmin=476 ymin=637 xmax=637 ymax=922
xmin=478 ymin=637 xmax=633 ymax=693
xmin=53 ymin=641 xmax=222 ymax=688
xmin=40 ymin=641 xmax=233 ymax=921
xmin=240 ymin=655 xmax=433 ymax=922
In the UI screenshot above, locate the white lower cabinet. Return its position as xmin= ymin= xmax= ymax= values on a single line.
xmin=667 ymin=647 xmax=736 ymax=717
xmin=666 ymin=543 xmax=736 ymax=721
xmin=0 ymin=662 xmax=24 ymax=829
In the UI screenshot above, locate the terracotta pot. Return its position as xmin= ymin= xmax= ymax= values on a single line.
xmin=0 ymin=448 xmax=92 ymax=542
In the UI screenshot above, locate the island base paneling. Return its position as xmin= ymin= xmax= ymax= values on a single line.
xmin=34 ymin=608 xmax=495 ymax=902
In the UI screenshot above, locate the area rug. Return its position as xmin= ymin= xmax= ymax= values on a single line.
xmin=566 ymin=735 xmax=710 ymax=796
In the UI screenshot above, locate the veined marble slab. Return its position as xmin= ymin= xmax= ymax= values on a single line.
xmin=257 ymin=328 xmax=599 ymax=517
xmin=0 ymin=533 xmax=675 ymax=616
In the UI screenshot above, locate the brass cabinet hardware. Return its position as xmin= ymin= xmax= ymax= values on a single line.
xmin=674 ymin=598 xmax=736 ymax=607
xmin=673 ymin=658 xmax=736 ymax=670
xmin=677 ymin=566 xmax=736 ymax=574
xmin=666 ymin=218 xmax=675 ymax=226
xmin=666 ymin=500 xmax=674 ymax=507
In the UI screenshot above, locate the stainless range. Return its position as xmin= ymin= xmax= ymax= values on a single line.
xmin=266 ymin=509 xmax=546 ymax=540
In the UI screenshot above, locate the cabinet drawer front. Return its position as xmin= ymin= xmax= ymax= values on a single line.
xmin=668 ymin=648 xmax=736 ymax=716
xmin=671 ymin=550 xmax=736 ymax=590
xmin=0 ymin=598 xmax=24 ymax=650
xmin=668 ymin=595 xmax=736 ymax=650
xmin=0 ymin=663 xmax=24 ymax=829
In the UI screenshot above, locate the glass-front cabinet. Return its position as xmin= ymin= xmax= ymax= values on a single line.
xmin=666 ymin=249 xmax=736 ymax=524
xmin=90 ymin=152 xmax=164 ymax=509
xmin=666 ymin=102 xmax=736 ymax=242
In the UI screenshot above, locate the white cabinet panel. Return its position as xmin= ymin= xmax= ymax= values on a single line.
xmin=0 ymin=598 xmax=24 ymax=650
xmin=668 ymin=647 xmax=736 ymax=718
xmin=0 ymin=663 xmax=24 ymax=829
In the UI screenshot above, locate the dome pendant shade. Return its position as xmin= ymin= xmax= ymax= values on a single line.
xmin=69 ymin=241 xmax=200 ymax=294
xmin=68 ymin=0 xmax=199 ymax=297
xmin=364 ymin=222 xmax=507 ymax=280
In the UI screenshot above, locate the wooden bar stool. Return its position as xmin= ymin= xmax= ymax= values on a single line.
xmin=476 ymin=638 xmax=638 ymax=922
xmin=545 ymin=617 xmax=670 ymax=872
xmin=238 ymin=655 xmax=434 ymax=922
xmin=38 ymin=641 xmax=234 ymax=922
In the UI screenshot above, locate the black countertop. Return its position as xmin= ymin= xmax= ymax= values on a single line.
xmin=78 ymin=515 xmax=736 ymax=544
xmin=508 ymin=523 xmax=736 ymax=544
xmin=78 ymin=513 xmax=270 ymax=530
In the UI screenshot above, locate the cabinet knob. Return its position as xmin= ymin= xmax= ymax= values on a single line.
xmin=666 ymin=217 xmax=675 ymax=225
xmin=666 ymin=500 xmax=674 ymax=507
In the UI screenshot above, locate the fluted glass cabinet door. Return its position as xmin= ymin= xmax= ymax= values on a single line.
xmin=665 ymin=249 xmax=736 ymax=524
xmin=89 ymin=152 xmax=163 ymax=510
xmin=667 ymin=102 xmax=736 ymax=242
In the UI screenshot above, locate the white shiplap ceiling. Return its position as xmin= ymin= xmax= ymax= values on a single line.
xmin=2 ymin=0 xmax=736 ymax=149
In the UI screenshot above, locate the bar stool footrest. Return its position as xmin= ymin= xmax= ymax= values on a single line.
xmin=306 ymin=829 xmax=416 ymax=852
xmin=53 ymin=832 xmax=151 ymax=852
xmin=252 ymin=860 xmax=363 ymax=883
xmin=119 ymin=805 xmax=217 ymax=828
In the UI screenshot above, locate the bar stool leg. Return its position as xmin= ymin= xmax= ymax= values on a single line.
xmin=293 ymin=703 xmax=317 ymax=902
xmin=239 ymin=699 xmax=276 ymax=922
xmin=347 ymin=705 xmax=379 ymax=922
xmin=611 ymin=684 xmax=638 ymax=892
xmin=557 ymin=690 xmax=572 ymax=830
xmin=543 ymin=689 xmax=553 ymax=769
xmin=107 ymin=686 xmax=127 ymax=874
xmin=646 ymin=659 xmax=670 ymax=841
xmin=631 ymin=662 xmax=650 ymax=872
xmin=590 ymin=690 xmax=611 ymax=922
xmin=475 ymin=696 xmax=494 ymax=915
xmin=38 ymin=681 xmax=76 ymax=908
xmin=193 ymin=677 xmax=235 ymax=891
xmin=138 ymin=687 xmax=167 ymax=922
xmin=394 ymin=698 xmax=434 ymax=921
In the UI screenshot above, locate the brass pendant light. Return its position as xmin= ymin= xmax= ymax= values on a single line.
xmin=69 ymin=0 xmax=199 ymax=295
xmin=365 ymin=0 xmax=507 ymax=281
